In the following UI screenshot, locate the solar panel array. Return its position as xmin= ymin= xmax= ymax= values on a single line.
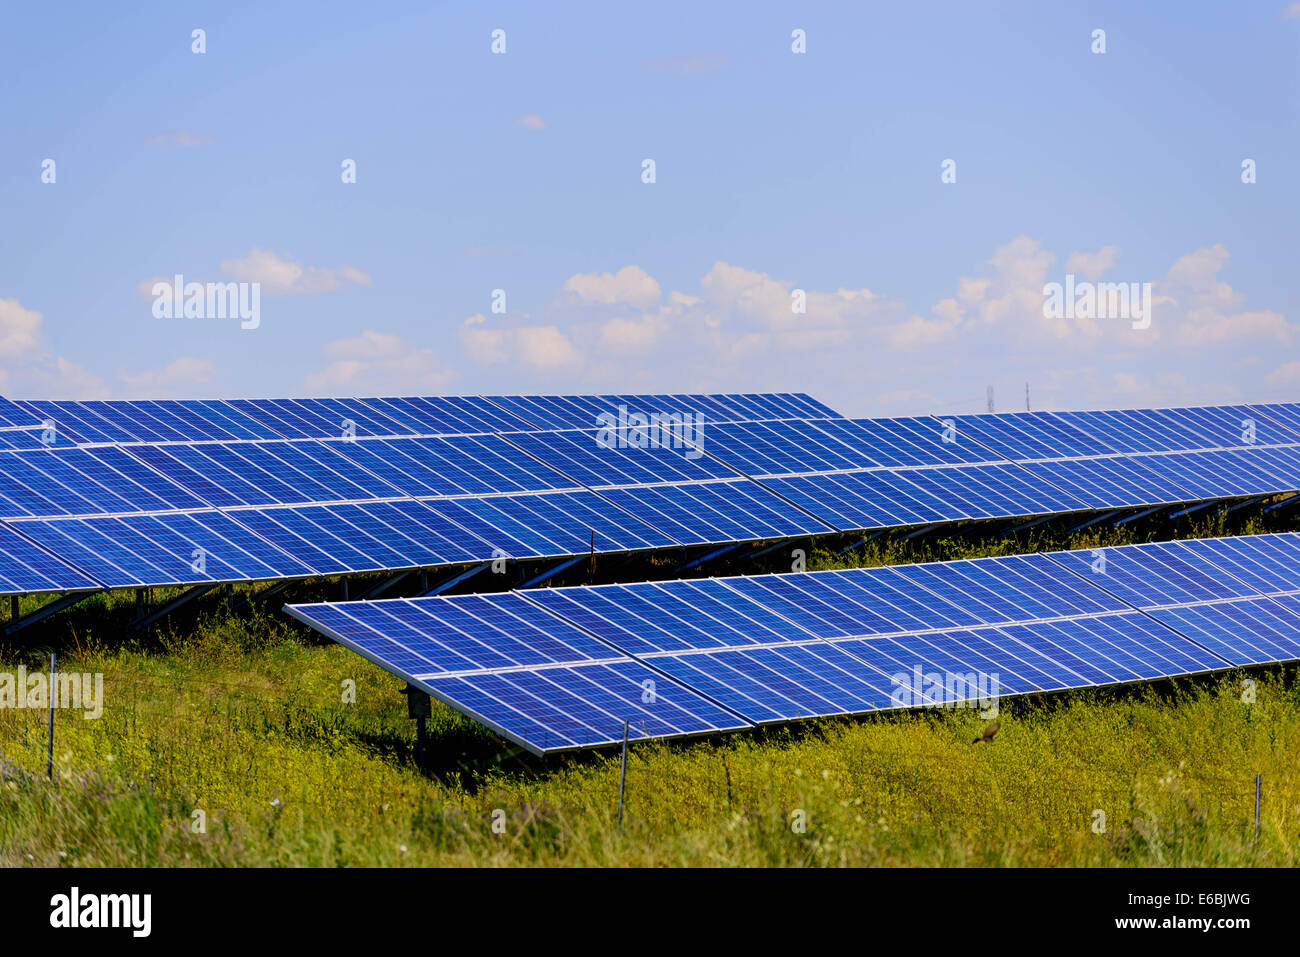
xmin=285 ymin=533 xmax=1300 ymax=754
xmin=2 ymin=395 xmax=1300 ymax=599
xmin=0 ymin=393 xmax=841 ymax=595
xmin=717 ymin=404 xmax=1300 ymax=530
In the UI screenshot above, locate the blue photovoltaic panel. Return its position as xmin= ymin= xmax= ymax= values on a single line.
xmin=1017 ymin=456 xmax=1195 ymax=510
xmin=1147 ymin=598 xmax=1300 ymax=666
xmin=0 ymin=522 xmax=102 ymax=594
xmin=127 ymin=401 xmax=231 ymax=442
xmin=424 ymin=661 xmax=751 ymax=751
xmin=1176 ymin=534 xmax=1300 ymax=595
xmin=422 ymin=490 xmax=677 ymax=558
xmin=643 ymin=643 xmax=905 ymax=723
xmin=383 ymin=435 xmax=575 ymax=494
xmin=501 ymin=428 xmax=735 ymax=487
xmin=152 ymin=510 xmax=318 ymax=580
xmin=1250 ymin=402 xmax=1300 ymax=441
xmin=483 ymin=393 xmax=843 ymax=431
xmin=938 ymin=411 xmax=1115 ymax=461
xmin=1141 ymin=449 xmax=1296 ymax=500
xmin=893 ymin=463 xmax=1087 ymax=519
xmin=284 ymin=398 xmax=409 ymax=438
xmin=1154 ymin=406 xmax=1287 ymax=450
xmin=15 ymin=401 xmax=125 ymax=444
xmin=1046 ymin=408 xmax=1200 ymax=454
xmin=811 ymin=417 xmax=1011 ymax=468
xmin=287 ymin=531 xmax=1300 ymax=754
xmin=0 ymin=429 xmax=55 ymax=451
xmin=284 ymin=595 xmax=751 ymax=752
xmin=771 ymin=393 xmax=845 ymax=419
xmin=11 ymin=517 xmax=209 ymax=588
xmin=595 ymin=480 xmax=831 ymax=545
xmin=0 ymin=398 xmax=43 ymax=430
xmin=1044 ymin=540 xmax=1265 ymax=608
xmin=684 ymin=420 xmax=873 ymax=475
xmin=288 ymin=592 xmax=622 ymax=675
xmin=761 ymin=471 xmax=956 ymax=531
xmin=223 ymin=503 xmax=469 ymax=573
xmin=9 ymin=510 xmax=324 ymax=588
xmin=123 ymin=444 xmax=281 ymax=508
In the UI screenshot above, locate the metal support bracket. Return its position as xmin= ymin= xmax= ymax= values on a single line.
xmin=422 ymin=562 xmax=493 ymax=596
xmin=3 ymin=591 xmax=97 ymax=637
xmin=519 ymin=554 xmax=586 ymax=588
xmin=131 ymin=583 xmax=219 ymax=631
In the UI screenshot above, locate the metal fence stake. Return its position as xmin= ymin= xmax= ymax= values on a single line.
xmin=1254 ymin=773 xmax=1261 ymax=844
xmin=617 ymin=719 xmax=630 ymax=829
xmin=47 ymin=651 xmax=55 ymax=780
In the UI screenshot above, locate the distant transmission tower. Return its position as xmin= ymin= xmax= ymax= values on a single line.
xmin=986 ymin=385 xmax=995 ymax=414
xmin=1025 ymin=382 xmax=1030 ymax=412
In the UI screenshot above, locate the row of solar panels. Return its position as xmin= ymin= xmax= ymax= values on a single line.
xmin=2 ymin=398 xmax=1300 ymax=596
xmin=1 ymin=405 xmax=1299 ymax=523
xmin=285 ymin=533 xmax=1300 ymax=754
xmin=0 ymin=392 xmax=839 ymax=446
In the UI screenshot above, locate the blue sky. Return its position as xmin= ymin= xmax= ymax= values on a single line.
xmin=1 ymin=1 xmax=1297 ymax=416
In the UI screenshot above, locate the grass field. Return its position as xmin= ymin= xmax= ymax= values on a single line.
xmin=2 ymin=512 xmax=1299 ymax=867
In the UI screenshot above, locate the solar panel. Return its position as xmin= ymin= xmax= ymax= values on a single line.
xmin=6 ymin=390 xmax=1300 ymax=603
xmin=0 ymin=521 xmax=102 ymax=594
xmin=1147 ymin=598 xmax=1300 ymax=666
xmin=287 ymin=532 xmax=1300 ymax=754
xmin=595 ymin=480 xmax=831 ymax=545
xmin=501 ymin=427 xmax=735 ymax=487
xmin=941 ymin=411 xmax=1117 ymax=460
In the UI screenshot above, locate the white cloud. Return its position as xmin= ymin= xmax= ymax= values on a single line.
xmin=1065 ymin=245 xmax=1119 ymax=281
xmin=117 ymin=357 xmax=217 ymax=398
xmin=1158 ymin=244 xmax=1294 ymax=348
xmin=515 ymin=326 xmax=583 ymax=372
xmin=28 ymin=357 xmax=111 ymax=400
xmin=147 ymin=129 xmax=216 ymax=149
xmin=303 ymin=330 xmax=454 ymax=395
xmin=0 ymin=298 xmax=45 ymax=360
xmin=458 ymin=313 xmax=583 ymax=374
xmin=562 ymin=266 xmax=662 ymax=309
xmin=459 ymin=314 xmax=508 ymax=365
xmin=453 ymin=238 xmax=1289 ymax=414
xmin=219 ymin=249 xmax=372 ymax=296
xmin=1286 ymin=3 xmax=1300 ymax=19
xmin=1265 ymin=360 xmax=1300 ymax=388
xmin=513 ymin=114 xmax=546 ymax=130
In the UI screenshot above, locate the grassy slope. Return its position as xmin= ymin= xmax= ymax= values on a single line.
xmin=2 ymin=513 xmax=1299 ymax=866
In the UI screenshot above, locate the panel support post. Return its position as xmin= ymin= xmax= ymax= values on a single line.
xmin=9 ymin=595 xmax=17 ymax=622
xmin=47 ymin=650 xmax=55 ymax=780
xmin=1254 ymin=773 xmax=1262 ymax=844
xmin=404 ymin=685 xmax=432 ymax=774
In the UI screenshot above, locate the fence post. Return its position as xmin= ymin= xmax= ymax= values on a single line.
xmin=47 ymin=651 xmax=55 ymax=780
xmin=617 ymin=719 xmax=630 ymax=828
xmin=1254 ymin=774 xmax=1261 ymax=844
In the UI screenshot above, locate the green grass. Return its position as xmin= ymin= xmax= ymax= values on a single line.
xmin=2 ymin=511 xmax=1299 ymax=866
